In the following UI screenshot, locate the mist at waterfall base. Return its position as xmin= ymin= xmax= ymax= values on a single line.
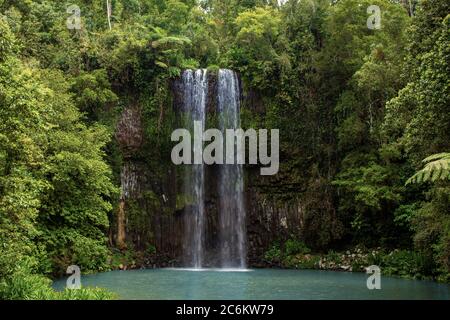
xmin=180 ymin=69 xmax=246 ymax=269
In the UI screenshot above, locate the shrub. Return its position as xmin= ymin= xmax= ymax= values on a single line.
xmin=285 ymin=239 xmax=311 ymax=256
xmin=266 ymin=239 xmax=314 ymax=267
xmin=264 ymin=243 xmax=282 ymax=263
xmin=0 ymin=272 xmax=116 ymax=300
xmin=283 ymin=254 xmax=320 ymax=269
xmin=380 ymin=250 xmax=434 ymax=279
xmin=325 ymin=250 xmax=342 ymax=264
xmin=55 ymin=288 xmax=116 ymax=300
xmin=0 ymin=274 xmax=55 ymax=300
xmin=146 ymin=245 xmax=157 ymax=256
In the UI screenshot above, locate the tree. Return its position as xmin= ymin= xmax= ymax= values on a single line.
xmin=227 ymin=6 xmax=282 ymax=90
xmin=322 ymin=0 xmax=410 ymax=244
xmin=0 ymin=16 xmax=116 ymax=284
xmin=383 ymin=1 xmax=450 ymax=280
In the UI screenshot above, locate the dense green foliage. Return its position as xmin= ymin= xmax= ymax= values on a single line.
xmin=407 ymin=153 xmax=450 ymax=184
xmin=264 ymin=244 xmax=435 ymax=280
xmin=0 ymin=11 xmax=117 ymax=298
xmin=0 ymin=0 xmax=449 ymax=299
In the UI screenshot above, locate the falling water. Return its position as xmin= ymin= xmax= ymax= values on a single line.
xmin=180 ymin=69 xmax=208 ymax=268
xmin=217 ymin=69 xmax=247 ymax=268
xmin=179 ymin=69 xmax=246 ymax=269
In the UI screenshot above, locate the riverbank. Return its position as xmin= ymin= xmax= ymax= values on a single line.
xmin=107 ymin=244 xmax=449 ymax=284
xmin=262 ymin=243 xmax=449 ymax=283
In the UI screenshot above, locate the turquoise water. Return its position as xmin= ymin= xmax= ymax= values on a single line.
xmin=53 ymin=269 xmax=450 ymax=300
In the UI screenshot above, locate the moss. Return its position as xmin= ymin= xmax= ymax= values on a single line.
xmin=176 ymin=193 xmax=195 ymax=211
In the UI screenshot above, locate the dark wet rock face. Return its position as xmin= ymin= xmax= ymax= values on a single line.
xmin=113 ymin=70 xmax=303 ymax=268
xmin=116 ymin=105 xmax=144 ymax=158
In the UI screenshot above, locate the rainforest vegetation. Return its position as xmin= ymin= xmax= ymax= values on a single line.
xmin=0 ymin=0 xmax=449 ymax=299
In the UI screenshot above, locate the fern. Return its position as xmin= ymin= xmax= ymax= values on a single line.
xmin=150 ymin=27 xmax=191 ymax=49
xmin=406 ymin=153 xmax=450 ymax=184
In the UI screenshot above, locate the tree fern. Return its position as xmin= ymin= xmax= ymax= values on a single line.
xmin=406 ymin=153 xmax=450 ymax=184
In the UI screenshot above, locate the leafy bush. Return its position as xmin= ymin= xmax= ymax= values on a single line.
xmin=206 ymin=65 xmax=220 ymax=73
xmin=265 ymin=239 xmax=312 ymax=266
xmin=55 ymin=288 xmax=116 ymax=300
xmin=285 ymin=239 xmax=311 ymax=256
xmin=0 ymin=274 xmax=55 ymax=300
xmin=264 ymin=243 xmax=282 ymax=263
xmin=110 ymin=247 xmax=145 ymax=270
xmin=146 ymin=245 xmax=157 ymax=256
xmin=380 ymin=250 xmax=434 ymax=279
xmin=325 ymin=251 xmax=343 ymax=265
xmin=0 ymin=273 xmax=115 ymax=300
xmin=283 ymin=254 xmax=320 ymax=269
xmin=412 ymin=186 xmax=450 ymax=282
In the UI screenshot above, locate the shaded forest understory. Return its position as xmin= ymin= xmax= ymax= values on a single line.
xmin=0 ymin=0 xmax=449 ymax=299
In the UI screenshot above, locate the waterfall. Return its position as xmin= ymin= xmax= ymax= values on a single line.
xmin=178 ymin=69 xmax=246 ymax=269
xmin=180 ymin=69 xmax=208 ymax=268
xmin=217 ymin=69 xmax=247 ymax=268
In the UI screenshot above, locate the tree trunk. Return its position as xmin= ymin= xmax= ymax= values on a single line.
xmin=106 ymin=0 xmax=112 ymax=30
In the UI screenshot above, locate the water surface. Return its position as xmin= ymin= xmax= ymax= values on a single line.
xmin=53 ymin=269 xmax=450 ymax=300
